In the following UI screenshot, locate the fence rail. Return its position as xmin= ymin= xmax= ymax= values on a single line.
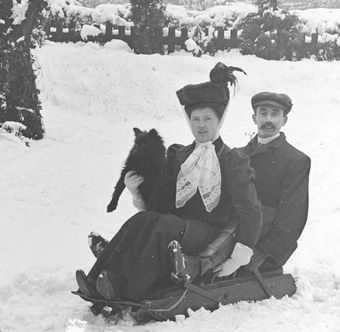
xmin=45 ymin=24 xmax=327 ymax=55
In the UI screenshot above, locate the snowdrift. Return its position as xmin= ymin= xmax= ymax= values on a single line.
xmin=1 ymin=41 xmax=340 ymax=331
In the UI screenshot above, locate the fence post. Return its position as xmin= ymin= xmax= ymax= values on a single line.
xmin=105 ymin=22 xmax=113 ymax=41
xmin=118 ymin=26 xmax=126 ymax=41
xmin=230 ymin=29 xmax=238 ymax=48
xmin=129 ymin=26 xmax=136 ymax=49
xmin=55 ymin=20 xmax=63 ymax=42
xmin=167 ymin=27 xmax=176 ymax=54
xmin=311 ymin=33 xmax=318 ymax=45
xmin=311 ymin=32 xmax=318 ymax=55
xmin=180 ymin=28 xmax=188 ymax=50
xmin=216 ymin=27 xmax=225 ymax=50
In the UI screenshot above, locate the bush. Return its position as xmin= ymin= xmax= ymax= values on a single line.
xmin=130 ymin=0 xmax=165 ymax=54
xmin=313 ymin=40 xmax=340 ymax=61
xmin=237 ymin=9 xmax=305 ymax=60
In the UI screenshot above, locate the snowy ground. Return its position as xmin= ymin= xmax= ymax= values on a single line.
xmin=1 ymin=41 xmax=340 ymax=331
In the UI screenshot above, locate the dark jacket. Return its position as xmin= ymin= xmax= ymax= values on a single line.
xmin=241 ymin=133 xmax=311 ymax=266
xmin=167 ymin=136 xmax=262 ymax=249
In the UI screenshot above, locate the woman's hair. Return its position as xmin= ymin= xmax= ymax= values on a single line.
xmin=185 ymin=103 xmax=226 ymax=121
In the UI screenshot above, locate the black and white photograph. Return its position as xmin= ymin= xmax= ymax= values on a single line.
xmin=0 ymin=0 xmax=339 ymax=330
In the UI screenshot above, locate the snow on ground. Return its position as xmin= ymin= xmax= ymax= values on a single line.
xmin=1 ymin=40 xmax=340 ymax=331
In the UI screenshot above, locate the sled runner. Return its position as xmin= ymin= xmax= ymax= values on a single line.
xmin=72 ymin=267 xmax=296 ymax=323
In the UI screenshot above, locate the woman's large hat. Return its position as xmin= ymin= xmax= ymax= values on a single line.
xmin=176 ymin=62 xmax=246 ymax=117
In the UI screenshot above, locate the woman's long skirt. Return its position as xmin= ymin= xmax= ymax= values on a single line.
xmin=87 ymin=211 xmax=220 ymax=301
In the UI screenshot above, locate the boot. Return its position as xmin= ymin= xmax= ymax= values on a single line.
xmin=198 ymin=220 xmax=237 ymax=276
xmin=96 ymin=270 xmax=121 ymax=301
xmin=168 ymin=221 xmax=237 ymax=282
xmin=76 ymin=269 xmax=100 ymax=298
xmin=88 ymin=232 xmax=109 ymax=258
xmin=168 ymin=240 xmax=201 ymax=282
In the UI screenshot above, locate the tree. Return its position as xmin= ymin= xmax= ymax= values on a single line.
xmin=257 ymin=0 xmax=278 ymax=15
xmin=130 ymin=0 xmax=165 ymax=54
xmin=0 ymin=0 xmax=47 ymax=139
xmin=238 ymin=7 xmax=304 ymax=60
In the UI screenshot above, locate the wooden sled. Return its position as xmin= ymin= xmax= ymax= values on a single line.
xmin=72 ymin=268 xmax=296 ymax=323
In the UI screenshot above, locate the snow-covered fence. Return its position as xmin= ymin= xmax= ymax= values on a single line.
xmin=45 ymin=23 xmax=331 ymax=57
xmin=45 ymin=24 xmax=242 ymax=53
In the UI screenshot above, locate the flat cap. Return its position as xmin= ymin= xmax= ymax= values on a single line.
xmin=251 ymin=92 xmax=293 ymax=113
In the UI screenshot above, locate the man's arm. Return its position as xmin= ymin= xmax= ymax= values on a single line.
xmin=215 ymin=149 xmax=262 ymax=277
xmin=254 ymin=155 xmax=311 ymax=267
xmin=225 ymin=149 xmax=263 ymax=250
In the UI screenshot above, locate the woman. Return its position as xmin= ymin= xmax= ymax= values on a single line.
xmin=76 ymin=62 xmax=262 ymax=302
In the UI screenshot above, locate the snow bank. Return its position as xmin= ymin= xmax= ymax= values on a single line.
xmin=46 ymin=1 xmax=131 ymax=26
xmin=165 ymin=2 xmax=257 ymax=27
xmin=1 ymin=43 xmax=340 ymax=331
xmin=80 ymin=24 xmax=101 ymax=40
xmin=294 ymin=8 xmax=340 ymax=34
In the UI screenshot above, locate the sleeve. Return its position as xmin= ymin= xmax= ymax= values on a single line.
xmin=132 ymin=192 xmax=147 ymax=211
xmin=154 ymin=143 xmax=184 ymax=214
xmin=255 ymin=156 xmax=311 ymax=266
xmin=225 ymin=149 xmax=262 ymax=249
xmin=166 ymin=143 xmax=184 ymax=176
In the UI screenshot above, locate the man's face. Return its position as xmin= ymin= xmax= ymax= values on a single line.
xmin=190 ymin=107 xmax=220 ymax=143
xmin=252 ymin=105 xmax=287 ymax=138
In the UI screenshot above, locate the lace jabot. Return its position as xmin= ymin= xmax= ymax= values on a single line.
xmin=176 ymin=141 xmax=221 ymax=213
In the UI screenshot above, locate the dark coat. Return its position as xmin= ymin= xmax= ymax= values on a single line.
xmin=168 ymin=136 xmax=262 ymax=249
xmin=241 ymin=133 xmax=311 ymax=266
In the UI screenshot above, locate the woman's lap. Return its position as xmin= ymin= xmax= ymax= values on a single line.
xmin=87 ymin=211 xmax=219 ymax=300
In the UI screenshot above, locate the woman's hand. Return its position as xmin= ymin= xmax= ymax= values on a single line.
xmin=124 ymin=171 xmax=144 ymax=195
xmin=213 ymin=242 xmax=253 ymax=277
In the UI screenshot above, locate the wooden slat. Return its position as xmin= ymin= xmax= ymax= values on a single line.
xmin=167 ymin=27 xmax=176 ymax=54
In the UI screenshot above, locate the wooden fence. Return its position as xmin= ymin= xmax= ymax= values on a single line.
xmin=46 ymin=24 xmax=242 ymax=53
xmin=45 ymin=23 xmax=328 ymax=55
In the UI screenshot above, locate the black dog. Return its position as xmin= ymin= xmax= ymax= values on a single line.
xmin=107 ymin=128 xmax=167 ymax=213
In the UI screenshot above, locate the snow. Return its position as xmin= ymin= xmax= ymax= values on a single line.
xmin=294 ymin=8 xmax=340 ymax=34
xmin=164 ymin=2 xmax=257 ymax=27
xmin=80 ymin=24 xmax=101 ymax=40
xmin=1 ymin=38 xmax=340 ymax=331
xmin=45 ymin=1 xmax=131 ymax=26
xmin=185 ymin=38 xmax=198 ymax=51
xmin=11 ymin=0 xmax=29 ymax=25
xmin=104 ymin=39 xmax=132 ymax=52
xmin=91 ymin=4 xmax=132 ymax=26
xmin=42 ymin=0 xmax=340 ymax=44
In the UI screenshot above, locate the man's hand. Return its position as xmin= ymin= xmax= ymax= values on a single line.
xmin=213 ymin=258 xmax=239 ymax=277
xmin=213 ymin=242 xmax=253 ymax=277
xmin=124 ymin=171 xmax=144 ymax=195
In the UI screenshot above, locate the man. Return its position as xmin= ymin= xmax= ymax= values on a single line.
xmin=218 ymin=91 xmax=311 ymax=275
xmin=90 ymin=90 xmax=311 ymax=277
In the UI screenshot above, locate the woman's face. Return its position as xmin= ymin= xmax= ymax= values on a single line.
xmin=190 ymin=107 xmax=220 ymax=143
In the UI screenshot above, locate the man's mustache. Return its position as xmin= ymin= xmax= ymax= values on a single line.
xmin=260 ymin=122 xmax=276 ymax=130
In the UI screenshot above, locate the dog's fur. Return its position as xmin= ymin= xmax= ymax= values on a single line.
xmin=107 ymin=128 xmax=167 ymax=213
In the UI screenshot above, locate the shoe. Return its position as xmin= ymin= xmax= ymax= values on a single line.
xmin=168 ymin=240 xmax=201 ymax=282
xmin=75 ymin=269 xmax=99 ymax=298
xmin=88 ymin=232 xmax=109 ymax=258
xmin=96 ymin=270 xmax=121 ymax=300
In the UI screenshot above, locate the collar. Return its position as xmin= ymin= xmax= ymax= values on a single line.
xmin=258 ymin=133 xmax=280 ymax=145
xmin=191 ymin=136 xmax=225 ymax=154
xmin=244 ymin=132 xmax=286 ymax=156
